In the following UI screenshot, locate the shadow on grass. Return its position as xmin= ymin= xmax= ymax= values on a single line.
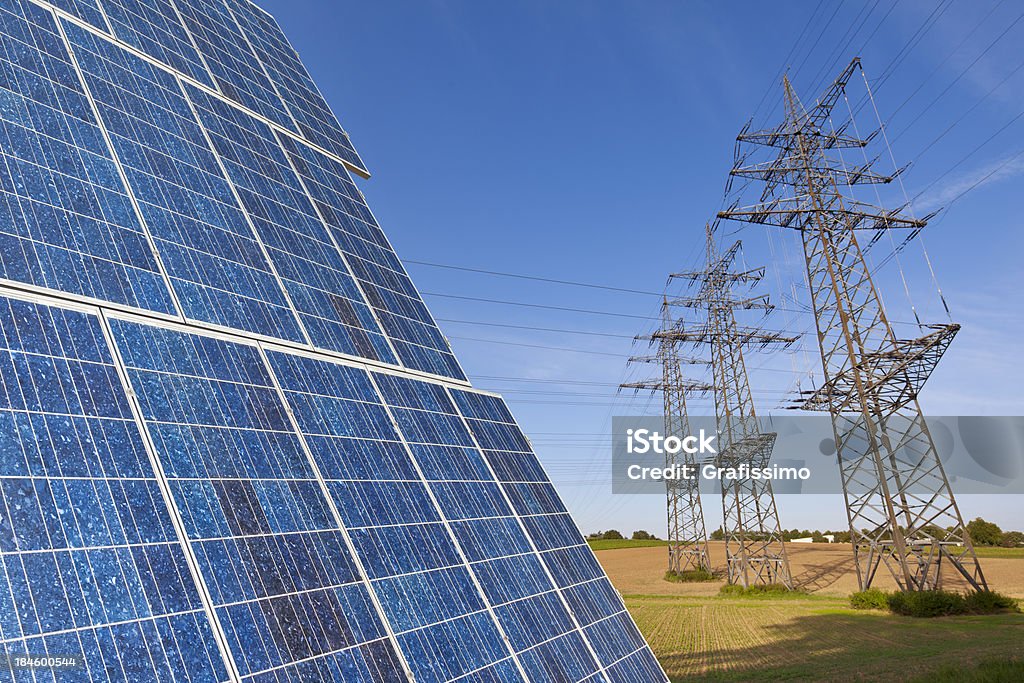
xmin=655 ymin=605 xmax=1024 ymax=682
xmin=788 ymin=553 xmax=856 ymax=592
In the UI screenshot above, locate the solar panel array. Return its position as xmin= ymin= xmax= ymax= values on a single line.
xmin=0 ymin=0 xmax=667 ymax=680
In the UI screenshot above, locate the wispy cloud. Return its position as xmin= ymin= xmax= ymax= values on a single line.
xmin=913 ymin=152 xmax=1024 ymax=213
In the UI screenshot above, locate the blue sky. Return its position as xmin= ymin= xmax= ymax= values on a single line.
xmin=259 ymin=0 xmax=1024 ymax=534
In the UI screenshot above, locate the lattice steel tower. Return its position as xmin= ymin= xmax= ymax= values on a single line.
xmin=720 ymin=59 xmax=986 ymax=592
xmin=623 ymin=301 xmax=713 ymax=575
xmin=658 ymin=227 xmax=796 ymax=587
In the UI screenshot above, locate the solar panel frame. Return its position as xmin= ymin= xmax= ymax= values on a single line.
xmin=279 ymin=135 xmax=467 ymax=382
xmin=39 ymin=0 xmax=110 ymax=31
xmin=61 ymin=18 xmax=310 ymax=345
xmin=105 ymin=314 xmax=411 ymax=682
xmin=370 ymin=373 xmax=624 ymax=682
xmin=0 ymin=0 xmax=180 ymax=318
xmin=99 ymin=0 xmax=216 ymax=88
xmin=170 ymin=0 xmax=294 ymax=133
xmin=450 ymin=389 xmax=668 ymax=680
xmin=183 ymin=84 xmax=398 ymax=366
xmin=264 ymin=350 xmax=527 ymax=682
xmin=223 ymin=0 xmax=368 ymax=175
xmin=0 ymin=291 xmax=232 ymax=683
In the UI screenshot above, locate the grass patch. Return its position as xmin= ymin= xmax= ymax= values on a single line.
xmin=973 ymin=546 xmax=1024 ymax=559
xmin=664 ymin=569 xmax=717 ymax=583
xmin=587 ymin=538 xmax=669 ymax=551
xmin=915 ymin=658 xmax=1024 ymax=682
xmin=719 ymin=583 xmax=801 ymax=597
xmin=625 ymin=593 xmax=1024 ymax=681
xmin=849 ymin=588 xmax=889 ymax=610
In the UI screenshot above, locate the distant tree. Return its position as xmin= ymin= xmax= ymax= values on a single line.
xmin=1000 ymin=530 xmax=1024 ymax=548
xmin=710 ymin=527 xmax=724 ymax=541
xmin=586 ymin=532 xmax=603 ymax=540
xmin=631 ymin=530 xmax=654 ymax=540
xmin=601 ymin=529 xmax=624 ymax=540
xmin=966 ymin=518 xmax=1003 ymax=546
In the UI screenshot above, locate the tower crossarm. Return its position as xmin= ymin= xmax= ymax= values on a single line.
xmin=619 ymin=379 xmax=715 ymax=395
xmin=628 ymin=353 xmax=710 ymax=365
xmin=737 ymin=128 xmax=873 ymax=150
xmin=730 ymin=158 xmax=899 ymax=186
xmin=793 ymin=324 xmax=959 ymax=412
xmin=718 ymin=196 xmax=927 ymax=230
xmin=653 ymin=327 xmax=798 ymax=349
xmin=667 ymin=294 xmax=773 ymax=311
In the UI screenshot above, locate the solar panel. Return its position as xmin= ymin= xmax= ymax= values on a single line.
xmin=370 ymin=374 xmax=616 ymax=681
xmin=39 ymin=0 xmax=109 ymax=31
xmin=0 ymin=2 xmax=668 ymax=680
xmin=451 ymin=390 xmax=666 ymax=680
xmin=100 ymin=0 xmax=215 ymax=88
xmin=171 ymin=0 xmax=294 ymax=132
xmin=63 ymin=20 xmax=307 ymax=344
xmin=224 ymin=0 xmax=367 ymax=175
xmin=278 ymin=135 xmax=467 ymax=381
xmin=108 ymin=318 xmax=408 ymax=681
xmin=0 ymin=293 xmax=228 ymax=681
xmin=185 ymin=85 xmax=397 ymax=364
xmin=0 ymin=0 xmax=176 ymax=315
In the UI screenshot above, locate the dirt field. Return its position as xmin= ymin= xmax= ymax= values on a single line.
xmin=594 ymin=542 xmax=1024 ymax=681
xmin=597 ymin=541 xmax=1024 ymax=598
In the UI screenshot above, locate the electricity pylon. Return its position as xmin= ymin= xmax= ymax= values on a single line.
xmin=719 ymin=58 xmax=986 ymax=592
xmin=623 ymin=300 xmax=713 ymax=575
xmin=657 ymin=226 xmax=796 ymax=588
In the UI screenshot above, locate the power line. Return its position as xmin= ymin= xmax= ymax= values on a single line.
xmin=901 ymin=48 xmax=1024 ymax=160
xmin=447 ymin=335 xmax=625 ymax=358
xmin=885 ymin=0 xmax=1009 ymax=130
xmin=437 ymin=318 xmax=635 ymax=339
xmin=424 ymin=291 xmax=659 ymax=320
xmin=891 ymin=6 xmax=1024 ymax=144
xmin=750 ymin=0 xmax=826 ymax=122
xmin=408 ymin=260 xmax=663 ymax=296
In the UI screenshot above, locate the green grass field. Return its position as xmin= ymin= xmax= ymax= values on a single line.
xmin=623 ymin=592 xmax=1024 ymax=681
xmin=973 ymin=546 xmax=1024 ymax=559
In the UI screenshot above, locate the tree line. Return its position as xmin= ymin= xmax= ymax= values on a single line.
xmin=586 ymin=518 xmax=1022 ymax=546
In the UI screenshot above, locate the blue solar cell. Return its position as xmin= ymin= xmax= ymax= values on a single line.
xmin=185 ymin=85 xmax=397 ymax=363
xmin=0 ymin=1 xmax=176 ymax=314
xmin=585 ymin=612 xmax=650 ymax=671
xmin=172 ymin=0 xmax=294 ymax=130
xmin=605 ymin=647 xmax=666 ymax=683
xmin=224 ymin=0 xmax=367 ymax=173
xmin=279 ymin=134 xmax=466 ymax=380
xmin=266 ymin=352 xmax=516 ymax=681
xmin=518 ymin=634 xmax=604 ymax=682
xmin=473 ymin=555 xmax=554 ymax=606
xmin=43 ymin=0 xmax=109 ymax=30
xmin=63 ymin=21 xmax=308 ymax=343
xmin=108 ymin=319 xmax=405 ymax=681
xmin=101 ymin=0 xmax=215 ymax=87
xmin=451 ymin=389 xmax=666 ymax=680
xmin=372 ymin=376 xmax=643 ymax=682
xmin=564 ymin=579 xmax=624 ymax=627
xmin=523 ymin=512 xmax=590 ymax=551
xmin=0 ymin=294 xmax=227 ymax=681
